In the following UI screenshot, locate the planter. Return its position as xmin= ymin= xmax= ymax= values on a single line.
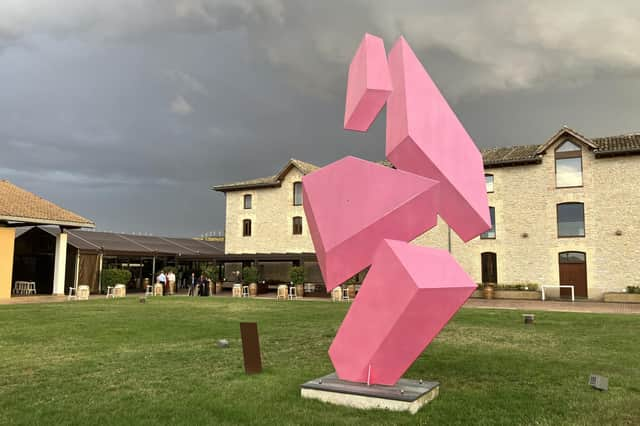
xmin=153 ymin=283 xmax=163 ymax=296
xmin=482 ymin=285 xmax=495 ymax=300
xmin=209 ymin=282 xmax=216 ymax=296
xmin=346 ymin=284 xmax=356 ymax=299
xmin=215 ymin=282 xmax=223 ymax=294
xmin=603 ymin=293 xmax=640 ymax=303
xmin=493 ymin=290 xmax=541 ymax=300
xmin=295 ymin=284 xmax=304 ymax=298
xmin=249 ymin=283 xmax=258 ymax=297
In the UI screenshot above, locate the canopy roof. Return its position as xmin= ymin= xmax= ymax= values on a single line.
xmin=30 ymin=227 xmax=224 ymax=258
xmin=0 ymin=180 xmax=94 ymax=228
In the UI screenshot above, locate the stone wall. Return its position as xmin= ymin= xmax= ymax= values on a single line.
xmin=224 ymin=167 xmax=315 ymax=254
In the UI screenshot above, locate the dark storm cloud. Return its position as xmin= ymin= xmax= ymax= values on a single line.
xmin=1 ymin=1 xmax=639 ymax=236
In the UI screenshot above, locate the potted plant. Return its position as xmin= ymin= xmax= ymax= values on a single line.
xmin=290 ymin=266 xmax=305 ymax=298
xmin=483 ymin=282 xmax=496 ymax=299
xmin=243 ymin=266 xmax=259 ymax=296
xmin=345 ymin=275 xmax=357 ymax=299
xmin=203 ymin=266 xmax=217 ymax=295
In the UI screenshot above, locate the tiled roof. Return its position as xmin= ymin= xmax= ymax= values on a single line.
xmin=592 ymin=133 xmax=640 ymax=154
xmin=213 ymin=158 xmax=319 ymax=192
xmin=481 ymin=145 xmax=542 ymax=167
xmin=0 ymin=180 xmax=94 ymax=227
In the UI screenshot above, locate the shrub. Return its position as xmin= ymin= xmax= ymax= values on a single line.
xmin=289 ymin=266 xmax=305 ymax=285
xmin=496 ymin=283 xmax=539 ymax=291
xmin=627 ymin=286 xmax=640 ymax=294
xmin=101 ymin=269 xmax=132 ymax=293
xmin=242 ymin=266 xmax=259 ymax=284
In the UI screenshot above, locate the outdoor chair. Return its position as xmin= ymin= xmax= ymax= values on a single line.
xmin=67 ymin=286 xmax=77 ymax=300
xmin=342 ymin=286 xmax=350 ymax=302
xmin=288 ymin=286 xmax=297 ymax=300
xmin=105 ymin=286 xmax=115 ymax=298
xmin=145 ymin=285 xmax=153 ymax=297
xmin=242 ymin=285 xmax=249 ymax=297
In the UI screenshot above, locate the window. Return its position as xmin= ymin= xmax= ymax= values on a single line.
xmin=559 ymin=251 xmax=586 ymax=263
xmin=485 ymin=174 xmax=494 ymax=193
xmin=480 ymin=207 xmax=495 ymax=239
xmin=557 ymin=203 xmax=584 ymax=237
xmin=243 ymin=194 xmax=252 ymax=209
xmin=555 ymin=140 xmax=583 ymax=188
xmin=481 ymin=252 xmax=497 ymax=284
xmin=292 ymin=216 xmax=303 ymax=235
xmin=293 ymin=182 xmax=303 ymax=206
xmin=242 ymin=219 xmax=252 ymax=237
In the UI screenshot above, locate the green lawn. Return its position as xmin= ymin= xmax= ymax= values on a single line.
xmin=0 ymin=298 xmax=638 ymax=425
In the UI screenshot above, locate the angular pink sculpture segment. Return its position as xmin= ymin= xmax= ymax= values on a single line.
xmin=385 ymin=37 xmax=490 ymax=242
xmin=344 ymin=33 xmax=392 ymax=132
xmin=302 ymin=156 xmax=439 ymax=291
xmin=328 ymin=239 xmax=476 ymax=385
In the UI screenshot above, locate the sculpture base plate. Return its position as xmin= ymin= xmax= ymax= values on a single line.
xmin=300 ymin=373 xmax=439 ymax=414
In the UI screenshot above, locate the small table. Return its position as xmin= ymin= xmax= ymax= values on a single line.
xmin=541 ymin=285 xmax=574 ymax=302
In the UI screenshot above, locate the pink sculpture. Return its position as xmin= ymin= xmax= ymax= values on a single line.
xmin=302 ymin=33 xmax=490 ymax=385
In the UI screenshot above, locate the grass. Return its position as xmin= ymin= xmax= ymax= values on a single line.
xmin=0 ymin=298 xmax=638 ymax=425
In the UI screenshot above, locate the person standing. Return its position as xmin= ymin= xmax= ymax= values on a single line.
xmin=188 ymin=272 xmax=196 ymax=296
xmin=167 ymin=270 xmax=176 ymax=295
xmin=157 ymin=271 xmax=166 ymax=295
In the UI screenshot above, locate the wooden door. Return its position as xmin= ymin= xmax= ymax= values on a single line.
xmin=481 ymin=252 xmax=497 ymax=284
xmin=559 ymin=252 xmax=587 ymax=298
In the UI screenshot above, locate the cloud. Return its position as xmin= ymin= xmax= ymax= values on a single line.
xmin=164 ymin=69 xmax=208 ymax=95
xmin=170 ymin=95 xmax=193 ymax=115
xmin=1 ymin=1 xmax=639 ymax=96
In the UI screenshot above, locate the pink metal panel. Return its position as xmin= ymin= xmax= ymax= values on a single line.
xmin=344 ymin=34 xmax=393 ymax=132
xmin=302 ymin=156 xmax=439 ymax=291
xmin=385 ymin=37 xmax=490 ymax=242
xmin=329 ymin=240 xmax=476 ymax=385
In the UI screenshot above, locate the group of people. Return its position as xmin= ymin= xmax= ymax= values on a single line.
xmin=156 ymin=270 xmax=210 ymax=296
xmin=187 ymin=272 xmax=211 ymax=296
xmin=156 ymin=270 xmax=176 ymax=295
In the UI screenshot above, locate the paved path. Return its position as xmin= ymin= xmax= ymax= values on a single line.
xmin=2 ymin=293 xmax=639 ymax=314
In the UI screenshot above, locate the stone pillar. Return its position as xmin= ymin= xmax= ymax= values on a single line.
xmin=52 ymin=231 xmax=68 ymax=295
xmin=0 ymin=227 xmax=16 ymax=300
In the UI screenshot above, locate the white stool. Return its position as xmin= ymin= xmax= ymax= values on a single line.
xmin=342 ymin=287 xmax=350 ymax=302
xmin=242 ymin=285 xmax=249 ymax=298
xmin=28 ymin=282 xmax=36 ymax=295
xmin=145 ymin=285 xmax=153 ymax=297
xmin=67 ymin=287 xmax=77 ymax=300
xmin=288 ymin=286 xmax=297 ymax=300
xmin=106 ymin=286 xmax=115 ymax=298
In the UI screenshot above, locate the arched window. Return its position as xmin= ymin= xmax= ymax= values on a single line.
xmin=555 ymin=140 xmax=582 ymax=188
xmin=480 ymin=207 xmax=496 ymax=239
xmin=243 ymin=194 xmax=252 ymax=209
xmin=242 ymin=219 xmax=252 ymax=237
xmin=292 ymin=216 xmax=303 ymax=235
xmin=557 ymin=203 xmax=585 ymax=237
xmin=293 ymin=182 xmax=303 ymax=206
xmin=481 ymin=252 xmax=497 ymax=284
xmin=485 ymin=174 xmax=494 ymax=193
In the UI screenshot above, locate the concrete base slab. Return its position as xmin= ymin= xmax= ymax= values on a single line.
xmin=300 ymin=373 xmax=439 ymax=414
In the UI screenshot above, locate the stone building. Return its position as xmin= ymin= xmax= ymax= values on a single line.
xmin=214 ymin=127 xmax=640 ymax=299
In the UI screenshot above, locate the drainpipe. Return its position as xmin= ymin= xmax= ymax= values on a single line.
xmin=447 ymin=226 xmax=452 ymax=254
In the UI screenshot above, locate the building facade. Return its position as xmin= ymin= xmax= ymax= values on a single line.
xmin=214 ymin=128 xmax=640 ymax=299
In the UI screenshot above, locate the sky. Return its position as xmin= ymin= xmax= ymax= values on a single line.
xmin=1 ymin=1 xmax=639 ymax=237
